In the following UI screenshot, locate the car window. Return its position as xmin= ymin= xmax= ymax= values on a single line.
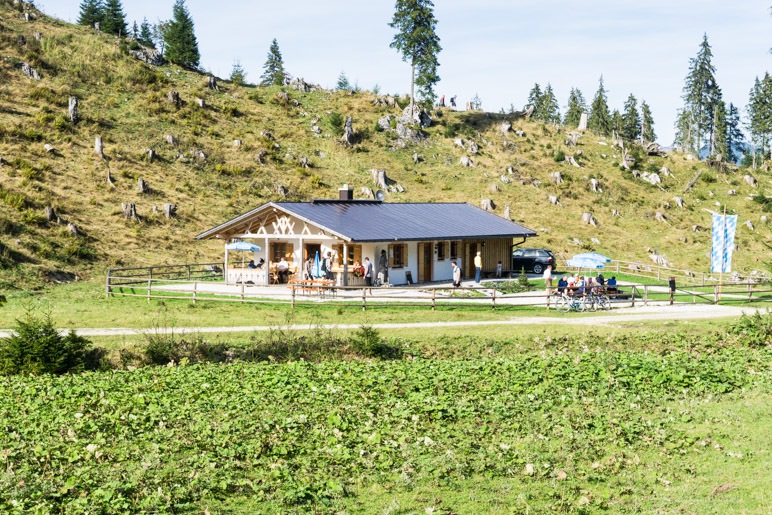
xmin=525 ymin=250 xmax=538 ymax=257
xmin=513 ymin=250 xmax=524 ymax=257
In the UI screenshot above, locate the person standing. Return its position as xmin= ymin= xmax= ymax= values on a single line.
xmin=450 ymin=95 xmax=457 ymax=108
xmin=451 ymin=261 xmax=461 ymax=289
xmin=543 ymin=264 xmax=553 ymax=291
xmin=323 ymin=252 xmax=334 ymax=280
xmin=474 ymin=251 xmax=482 ymax=283
xmin=363 ymin=256 xmax=373 ymax=294
xmin=378 ymin=249 xmax=389 ymax=285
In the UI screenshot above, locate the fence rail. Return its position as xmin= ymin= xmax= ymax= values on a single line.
xmin=105 ymin=276 xmax=772 ymax=311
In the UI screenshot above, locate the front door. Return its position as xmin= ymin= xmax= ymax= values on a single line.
xmin=466 ymin=242 xmax=479 ymax=278
xmin=418 ymin=242 xmax=433 ymax=282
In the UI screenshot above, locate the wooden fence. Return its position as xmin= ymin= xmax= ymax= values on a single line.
xmin=105 ymin=270 xmax=772 ymax=311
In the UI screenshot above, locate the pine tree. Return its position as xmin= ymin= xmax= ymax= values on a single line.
xmin=230 ymin=60 xmax=247 ymax=86
xmin=725 ymin=103 xmax=743 ymax=163
xmin=527 ymin=83 xmax=542 ymax=118
xmin=588 ymin=76 xmax=611 ymax=136
xmin=640 ymin=100 xmax=656 ymax=143
xmin=101 ymin=0 xmax=127 ymax=37
xmin=676 ymin=34 xmax=721 ymax=155
xmin=163 ymin=0 xmax=200 ymax=69
xmin=621 ymin=94 xmax=640 ymax=142
xmin=389 ymin=0 xmax=442 ymax=107
xmin=77 ymin=0 xmax=103 ymax=28
xmin=610 ymin=109 xmax=623 ymax=136
xmin=540 ymin=83 xmax=561 ymax=124
xmin=711 ymin=100 xmax=728 ymax=159
xmin=748 ymin=73 xmax=772 ymax=164
xmin=131 ymin=21 xmax=139 ymax=39
xmin=260 ymin=38 xmax=288 ymax=86
xmin=563 ymin=87 xmax=587 ymax=128
xmin=336 ymin=71 xmax=351 ymax=91
xmin=139 ymin=18 xmax=155 ymax=48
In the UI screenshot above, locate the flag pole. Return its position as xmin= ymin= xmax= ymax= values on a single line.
xmin=718 ymin=206 xmax=726 ymax=302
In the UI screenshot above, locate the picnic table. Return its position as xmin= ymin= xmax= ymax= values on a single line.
xmin=289 ymin=278 xmax=336 ymax=298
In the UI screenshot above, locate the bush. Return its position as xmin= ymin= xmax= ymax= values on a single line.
xmin=553 ymin=150 xmax=565 ymax=162
xmin=324 ymin=112 xmax=344 ymax=136
xmin=729 ymin=311 xmax=771 ymax=347
xmin=350 ymin=325 xmax=398 ymax=358
xmin=0 ymin=310 xmax=95 ymax=375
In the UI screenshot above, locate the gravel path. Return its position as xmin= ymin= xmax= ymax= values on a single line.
xmin=0 ymin=304 xmax=759 ymax=338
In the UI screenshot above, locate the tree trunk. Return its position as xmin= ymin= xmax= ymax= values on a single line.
xmin=410 ymin=62 xmax=415 ymax=109
xmin=163 ymin=203 xmax=177 ymax=219
xmin=45 ymin=206 xmax=56 ymax=222
xmin=95 ymin=136 xmax=103 ymax=158
xmin=138 ymin=178 xmax=148 ymax=193
xmin=68 ymin=97 xmax=79 ymax=124
xmin=122 ymin=203 xmax=139 ymax=221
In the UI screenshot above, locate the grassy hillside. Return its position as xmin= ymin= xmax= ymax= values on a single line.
xmin=0 ymin=0 xmax=770 ymax=290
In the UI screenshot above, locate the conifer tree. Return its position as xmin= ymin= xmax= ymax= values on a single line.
xmin=389 ymin=0 xmax=441 ymax=107
xmin=676 ymin=34 xmax=721 ymax=155
xmin=163 ymin=0 xmax=200 ymax=69
xmin=711 ymin=100 xmax=728 ymax=159
xmin=725 ymin=103 xmax=743 ymax=163
xmin=131 ymin=21 xmax=139 ymax=39
xmin=539 ymin=83 xmax=561 ymax=124
xmin=621 ymin=94 xmax=641 ymax=142
xmin=77 ymin=0 xmax=103 ymax=28
xmin=610 ymin=109 xmax=623 ymax=136
xmin=229 ymin=60 xmax=246 ymax=86
xmin=527 ymin=83 xmax=543 ymax=116
xmin=640 ymin=100 xmax=656 ymax=143
xmin=588 ymin=76 xmax=611 ymax=136
xmin=101 ymin=0 xmax=127 ymax=37
xmin=336 ymin=71 xmax=351 ymax=91
xmin=260 ymin=38 xmax=289 ymax=86
xmin=747 ymin=73 xmax=772 ymax=166
xmin=563 ymin=88 xmax=587 ymax=128
xmin=139 ymin=18 xmax=155 ymax=48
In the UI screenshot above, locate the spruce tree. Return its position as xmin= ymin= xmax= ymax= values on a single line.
xmin=527 ymin=83 xmax=543 ymax=116
xmin=725 ymin=103 xmax=743 ymax=163
xmin=676 ymin=34 xmax=721 ymax=155
xmin=747 ymin=73 xmax=772 ymax=165
xmin=711 ymin=100 xmax=728 ymax=159
xmin=230 ymin=60 xmax=247 ymax=86
xmin=588 ymin=76 xmax=611 ymax=136
xmin=260 ymin=38 xmax=288 ymax=86
xmin=389 ymin=0 xmax=442 ymax=107
xmin=640 ymin=100 xmax=656 ymax=143
xmin=563 ymin=87 xmax=587 ymax=128
xmin=621 ymin=94 xmax=641 ymax=142
xmin=540 ymin=83 xmax=561 ymax=124
xmin=77 ymin=0 xmax=103 ymax=28
xmin=336 ymin=71 xmax=351 ymax=91
xmin=101 ymin=0 xmax=127 ymax=37
xmin=139 ymin=18 xmax=155 ymax=48
xmin=610 ymin=109 xmax=623 ymax=136
xmin=163 ymin=0 xmax=200 ymax=69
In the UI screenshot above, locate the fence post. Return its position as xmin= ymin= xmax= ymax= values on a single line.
xmin=147 ymin=279 xmax=152 ymax=303
xmin=362 ymin=289 xmax=367 ymax=312
xmin=149 ymin=267 xmax=153 ymax=281
xmin=240 ymin=281 xmax=245 ymax=303
xmin=492 ymin=287 xmax=496 ymax=310
xmin=748 ymin=282 xmax=753 ymax=301
xmin=106 ymin=269 xmax=112 ymax=298
xmin=291 ymin=284 xmax=295 ymax=310
xmin=187 ymin=265 xmax=191 ymax=281
xmin=657 ymin=268 xmax=660 ymax=281
xmin=193 ymin=282 xmax=197 ymax=304
xmin=631 ymin=285 xmax=636 ymax=307
xmin=643 ymin=285 xmax=648 ymax=305
xmin=714 ymin=285 xmax=719 ymax=304
xmin=431 ymin=288 xmax=436 ymax=311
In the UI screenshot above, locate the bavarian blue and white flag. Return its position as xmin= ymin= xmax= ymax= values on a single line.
xmin=710 ymin=214 xmax=738 ymax=273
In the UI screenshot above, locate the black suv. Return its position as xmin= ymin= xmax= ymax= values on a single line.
xmin=512 ymin=248 xmax=555 ymax=274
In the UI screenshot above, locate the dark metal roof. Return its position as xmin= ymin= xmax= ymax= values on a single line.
xmin=196 ymin=201 xmax=537 ymax=242
xmin=278 ymin=201 xmax=535 ymax=242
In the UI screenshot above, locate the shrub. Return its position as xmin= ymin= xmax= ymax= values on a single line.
xmin=553 ymin=150 xmax=565 ymax=162
xmin=324 ymin=112 xmax=344 ymax=136
xmin=350 ymin=325 xmax=396 ymax=358
xmin=729 ymin=311 xmax=771 ymax=347
xmin=0 ymin=310 xmax=95 ymax=375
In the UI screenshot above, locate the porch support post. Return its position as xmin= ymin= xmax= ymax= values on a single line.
xmin=343 ymin=242 xmax=349 ymax=286
xmin=224 ymin=246 xmax=230 ymax=284
xmin=264 ymin=237 xmax=270 ymax=285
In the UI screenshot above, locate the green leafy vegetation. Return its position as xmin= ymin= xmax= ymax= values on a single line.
xmin=0 ymin=317 xmax=769 ymax=511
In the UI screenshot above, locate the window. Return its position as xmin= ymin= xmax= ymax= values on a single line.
xmin=388 ymin=243 xmax=408 ymax=268
xmin=450 ymin=241 xmax=460 ymax=259
xmin=333 ymin=244 xmax=362 ymax=266
xmin=270 ymin=242 xmax=294 ymax=263
xmin=437 ymin=241 xmax=446 ymax=261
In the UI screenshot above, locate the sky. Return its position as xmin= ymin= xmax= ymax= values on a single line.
xmin=40 ymin=1 xmax=771 ymax=145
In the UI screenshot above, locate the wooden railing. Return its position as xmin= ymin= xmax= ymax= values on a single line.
xmin=106 ymin=262 xmax=224 ymax=296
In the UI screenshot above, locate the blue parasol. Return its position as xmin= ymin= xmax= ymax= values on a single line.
xmin=572 ymin=252 xmax=611 ymax=263
xmin=566 ymin=257 xmax=606 ymax=269
xmin=312 ymin=251 xmax=322 ymax=278
xmin=225 ymin=241 xmax=262 ymax=252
